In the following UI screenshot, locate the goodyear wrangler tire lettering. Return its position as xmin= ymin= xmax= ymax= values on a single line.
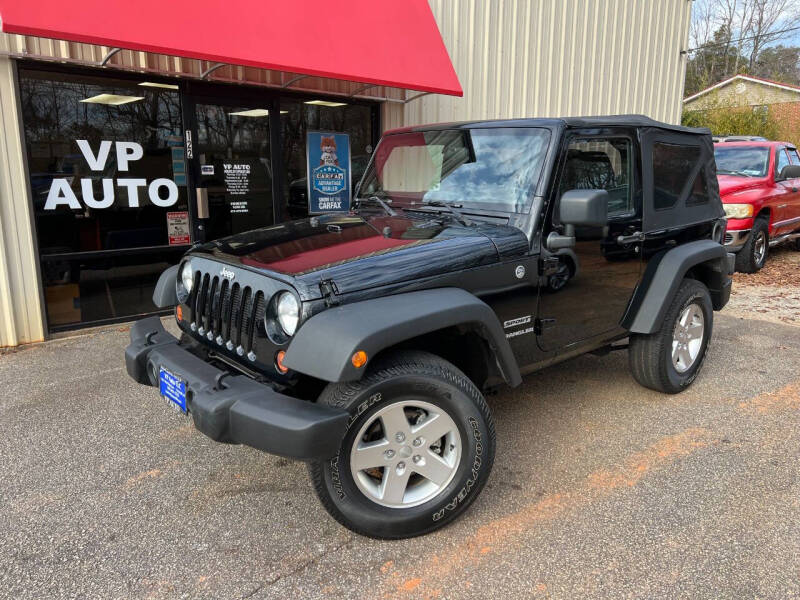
xmin=307 ymin=351 xmax=496 ymax=539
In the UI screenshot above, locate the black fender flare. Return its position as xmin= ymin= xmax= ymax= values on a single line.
xmin=282 ymin=288 xmax=522 ymax=387
xmin=624 ymin=239 xmax=730 ymax=334
xmin=152 ymin=264 xmax=179 ymax=308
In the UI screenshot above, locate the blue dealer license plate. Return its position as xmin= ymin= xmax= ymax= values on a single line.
xmin=159 ymin=367 xmax=187 ymax=414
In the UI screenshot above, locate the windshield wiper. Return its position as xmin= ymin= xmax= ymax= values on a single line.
xmin=718 ymin=169 xmax=754 ymax=177
xmin=411 ymin=200 xmax=472 ymax=226
xmin=355 ymin=195 xmax=396 ymax=217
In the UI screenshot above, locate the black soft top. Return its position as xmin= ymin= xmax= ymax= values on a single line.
xmin=387 ymin=115 xmax=710 ymax=137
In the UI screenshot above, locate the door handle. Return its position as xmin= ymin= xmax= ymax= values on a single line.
xmin=616 ymin=231 xmax=644 ymax=245
xmin=196 ymin=188 xmax=209 ymax=218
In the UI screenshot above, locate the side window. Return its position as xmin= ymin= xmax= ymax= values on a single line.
xmin=687 ymin=168 xmax=710 ymax=206
xmin=652 ymin=142 xmax=701 ymax=210
xmin=775 ymin=148 xmax=790 ymax=179
xmin=789 ymin=149 xmax=800 ymax=165
xmin=558 ymin=138 xmax=632 ymax=217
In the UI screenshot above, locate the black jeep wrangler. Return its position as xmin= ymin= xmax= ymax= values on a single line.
xmin=125 ymin=116 xmax=733 ymax=539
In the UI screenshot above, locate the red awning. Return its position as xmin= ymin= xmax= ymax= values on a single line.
xmin=0 ymin=0 xmax=462 ymax=96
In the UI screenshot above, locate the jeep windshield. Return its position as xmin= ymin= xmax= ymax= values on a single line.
xmin=714 ymin=146 xmax=770 ymax=177
xmin=358 ymin=127 xmax=551 ymax=214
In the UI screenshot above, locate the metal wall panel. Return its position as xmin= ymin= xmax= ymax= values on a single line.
xmin=0 ymin=54 xmax=45 ymax=346
xmin=397 ymin=0 xmax=691 ymax=129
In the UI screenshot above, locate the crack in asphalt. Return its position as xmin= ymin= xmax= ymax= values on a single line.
xmin=239 ymin=536 xmax=354 ymax=599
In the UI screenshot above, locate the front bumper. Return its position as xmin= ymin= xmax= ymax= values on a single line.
xmin=723 ymin=229 xmax=750 ymax=252
xmin=125 ymin=317 xmax=348 ymax=460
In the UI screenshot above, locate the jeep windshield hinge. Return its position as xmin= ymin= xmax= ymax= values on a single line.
xmin=319 ymin=279 xmax=340 ymax=306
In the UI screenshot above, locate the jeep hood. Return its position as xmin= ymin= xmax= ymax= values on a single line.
xmin=191 ymin=213 xmax=528 ymax=298
xmin=717 ymin=174 xmax=769 ymax=199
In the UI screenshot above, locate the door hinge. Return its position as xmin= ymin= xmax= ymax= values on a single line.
xmin=319 ymin=279 xmax=340 ymax=306
xmin=539 ymin=256 xmax=560 ymax=276
xmin=534 ymin=317 xmax=556 ymax=334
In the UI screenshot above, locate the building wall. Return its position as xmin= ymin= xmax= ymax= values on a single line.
xmin=384 ymin=0 xmax=692 ymax=131
xmin=0 ymin=55 xmax=45 ymax=347
xmin=684 ymin=80 xmax=800 ymax=111
xmin=769 ymin=102 xmax=800 ymax=147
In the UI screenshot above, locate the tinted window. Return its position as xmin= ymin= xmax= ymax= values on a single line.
xmin=559 ymin=138 xmax=632 ymax=216
xmin=19 ymin=68 xmax=189 ymax=330
xmin=361 ymin=128 xmax=551 ymax=213
xmin=652 ymin=143 xmax=701 ymax=210
xmin=279 ymin=99 xmax=374 ymax=220
xmin=714 ymin=146 xmax=770 ymax=177
xmin=776 ymin=148 xmax=791 ymax=179
xmin=687 ymin=169 xmax=709 ymax=206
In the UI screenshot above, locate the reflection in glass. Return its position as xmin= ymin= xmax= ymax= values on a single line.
xmin=19 ymin=69 xmax=188 ymax=329
xmin=281 ymin=100 xmax=374 ymax=220
xmin=194 ymin=103 xmax=273 ymax=240
xmin=360 ymin=128 xmax=551 ymax=213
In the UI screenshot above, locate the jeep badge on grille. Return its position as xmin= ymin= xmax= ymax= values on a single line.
xmin=220 ymin=267 xmax=235 ymax=281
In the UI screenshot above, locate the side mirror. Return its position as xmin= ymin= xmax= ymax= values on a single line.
xmin=547 ymin=189 xmax=609 ymax=251
xmin=778 ymin=164 xmax=800 ymax=181
xmin=558 ymin=189 xmax=609 ymax=226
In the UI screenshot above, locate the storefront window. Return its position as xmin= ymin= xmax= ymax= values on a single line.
xmin=280 ymin=99 xmax=375 ymax=219
xmin=19 ymin=68 xmax=189 ymax=329
xmin=194 ymin=102 xmax=273 ymax=240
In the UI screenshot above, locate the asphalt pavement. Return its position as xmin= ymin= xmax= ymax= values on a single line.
xmin=1 ymin=310 xmax=799 ymax=599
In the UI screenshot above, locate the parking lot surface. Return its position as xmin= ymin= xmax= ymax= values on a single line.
xmin=2 ymin=253 xmax=800 ymax=600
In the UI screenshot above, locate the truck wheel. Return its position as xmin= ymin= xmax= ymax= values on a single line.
xmin=628 ymin=279 xmax=713 ymax=394
xmin=308 ymin=351 xmax=495 ymax=539
xmin=735 ymin=217 xmax=769 ymax=273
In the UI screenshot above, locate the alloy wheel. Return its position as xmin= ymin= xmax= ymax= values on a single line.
xmin=753 ymin=231 xmax=767 ymax=266
xmin=349 ymin=400 xmax=461 ymax=508
xmin=671 ymin=302 xmax=705 ymax=373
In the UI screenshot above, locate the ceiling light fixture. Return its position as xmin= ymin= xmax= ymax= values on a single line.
xmin=304 ymin=100 xmax=348 ymax=107
xmin=138 ymin=81 xmax=180 ymax=90
xmin=228 ymin=109 xmax=290 ymax=117
xmin=80 ymin=94 xmax=144 ymax=106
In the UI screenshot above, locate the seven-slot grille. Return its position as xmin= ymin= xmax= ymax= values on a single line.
xmin=188 ymin=270 xmax=267 ymax=360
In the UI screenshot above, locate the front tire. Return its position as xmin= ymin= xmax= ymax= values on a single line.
xmin=308 ymin=351 xmax=495 ymax=539
xmin=628 ymin=279 xmax=713 ymax=394
xmin=735 ymin=217 xmax=769 ymax=273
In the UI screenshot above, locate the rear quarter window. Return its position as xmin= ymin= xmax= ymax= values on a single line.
xmin=652 ymin=142 xmax=702 ymax=210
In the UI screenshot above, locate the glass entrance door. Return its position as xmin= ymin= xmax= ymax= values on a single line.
xmin=192 ymin=100 xmax=275 ymax=241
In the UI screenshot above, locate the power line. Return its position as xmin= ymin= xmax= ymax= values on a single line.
xmin=682 ymin=24 xmax=800 ymax=54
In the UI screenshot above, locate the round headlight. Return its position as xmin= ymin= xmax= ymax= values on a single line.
xmin=180 ymin=260 xmax=194 ymax=294
xmin=276 ymin=292 xmax=299 ymax=336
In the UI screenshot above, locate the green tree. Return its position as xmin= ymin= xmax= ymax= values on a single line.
xmin=751 ymin=45 xmax=800 ymax=85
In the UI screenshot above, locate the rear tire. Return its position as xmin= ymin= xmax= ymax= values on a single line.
xmin=628 ymin=279 xmax=713 ymax=394
xmin=735 ymin=217 xmax=769 ymax=273
xmin=308 ymin=351 xmax=495 ymax=539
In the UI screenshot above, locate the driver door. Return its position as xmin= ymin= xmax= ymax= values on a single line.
xmin=536 ymin=131 xmax=643 ymax=352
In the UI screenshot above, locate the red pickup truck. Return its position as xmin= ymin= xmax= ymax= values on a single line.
xmin=715 ymin=141 xmax=800 ymax=272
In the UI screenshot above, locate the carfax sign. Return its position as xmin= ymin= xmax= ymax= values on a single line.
xmin=306 ymin=131 xmax=351 ymax=214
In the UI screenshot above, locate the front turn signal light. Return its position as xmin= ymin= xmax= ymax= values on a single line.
xmin=275 ymin=350 xmax=289 ymax=374
xmin=176 ymin=305 xmax=183 ymax=321
xmin=351 ymin=350 xmax=368 ymax=368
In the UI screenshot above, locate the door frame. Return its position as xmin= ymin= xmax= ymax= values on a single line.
xmin=181 ymin=83 xmax=282 ymax=242
xmin=536 ymin=126 xmax=644 ymax=352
